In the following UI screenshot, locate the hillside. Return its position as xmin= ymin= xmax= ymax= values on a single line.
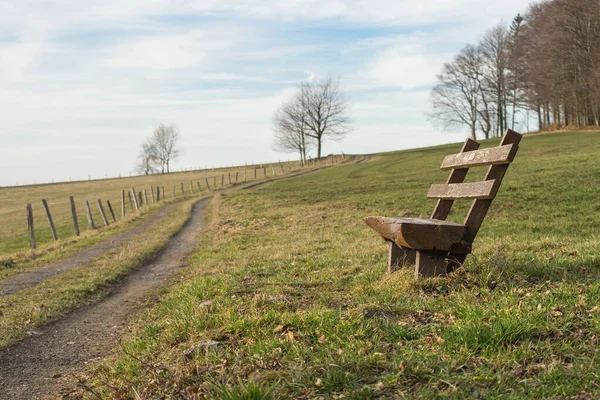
xmin=61 ymin=131 xmax=600 ymax=397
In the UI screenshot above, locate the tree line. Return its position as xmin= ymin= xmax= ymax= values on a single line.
xmin=430 ymin=0 xmax=600 ymax=139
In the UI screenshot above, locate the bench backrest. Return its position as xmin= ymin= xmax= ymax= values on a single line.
xmin=428 ymin=129 xmax=522 ymax=243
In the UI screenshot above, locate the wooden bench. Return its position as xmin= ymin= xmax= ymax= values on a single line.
xmin=364 ymin=129 xmax=522 ymax=278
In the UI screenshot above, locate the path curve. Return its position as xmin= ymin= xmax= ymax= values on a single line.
xmin=0 ymin=202 xmax=181 ymax=297
xmin=0 ymin=198 xmax=210 ymax=399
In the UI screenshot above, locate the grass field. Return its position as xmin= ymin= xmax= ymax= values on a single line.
xmin=0 ymin=158 xmax=338 ymax=256
xmin=77 ymin=130 xmax=600 ymax=398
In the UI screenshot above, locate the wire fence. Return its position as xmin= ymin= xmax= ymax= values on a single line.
xmin=0 ymin=155 xmax=354 ymax=256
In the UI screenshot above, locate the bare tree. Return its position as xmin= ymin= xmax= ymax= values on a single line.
xmin=298 ymin=77 xmax=351 ymax=159
xmin=429 ymin=45 xmax=484 ymax=140
xmin=152 ymin=124 xmax=181 ymax=173
xmin=136 ymin=138 xmax=159 ymax=175
xmin=272 ymin=97 xmax=311 ymax=165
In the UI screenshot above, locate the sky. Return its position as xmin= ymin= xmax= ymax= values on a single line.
xmin=0 ymin=0 xmax=531 ymax=187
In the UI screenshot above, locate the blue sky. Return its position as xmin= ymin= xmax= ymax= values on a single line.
xmin=0 ymin=0 xmax=530 ymax=186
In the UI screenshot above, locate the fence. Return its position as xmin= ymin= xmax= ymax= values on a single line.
xmin=0 ymin=155 xmax=351 ymax=256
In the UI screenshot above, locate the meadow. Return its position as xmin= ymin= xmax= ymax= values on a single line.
xmin=0 ymin=158 xmax=333 ymax=256
xmin=83 ymin=131 xmax=600 ymax=399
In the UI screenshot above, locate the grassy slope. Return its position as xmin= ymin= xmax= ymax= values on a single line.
xmin=90 ymin=131 xmax=599 ymax=399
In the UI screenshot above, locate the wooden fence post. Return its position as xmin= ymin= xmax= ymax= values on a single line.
xmin=221 ymin=174 xmax=224 ymax=187
xmin=151 ymin=185 xmax=156 ymax=203
xmin=162 ymin=186 xmax=165 ymax=201
xmin=228 ymin=172 xmax=231 ymax=184
xmin=121 ymin=190 xmax=126 ymax=217
xmin=26 ymin=203 xmax=36 ymax=249
xmin=271 ymin=164 xmax=275 ymax=176
xmin=138 ymin=192 xmax=143 ymax=207
xmin=106 ymin=200 xmax=116 ymax=222
xmin=127 ymin=191 xmax=134 ymax=211
xmin=254 ymin=168 xmax=257 ymax=179
xmin=263 ymin=167 xmax=266 ymax=177
xmin=144 ymin=189 xmax=149 ymax=206
xmin=70 ymin=196 xmax=80 ymax=236
xmin=205 ymin=178 xmax=211 ymax=190
xmin=244 ymin=168 xmax=247 ymax=182
xmin=190 ymin=180 xmax=194 ymax=194
xmin=97 ymin=199 xmax=110 ymax=226
xmin=197 ymin=181 xmax=202 ymax=192
xmin=131 ymin=188 xmax=139 ymax=210
xmin=42 ymin=199 xmax=58 ymax=241
xmin=156 ymin=186 xmax=160 ymax=202
xmin=181 ymin=182 xmax=185 ymax=196
xmin=235 ymin=172 xmax=239 ymax=183
xmin=84 ymin=200 xmax=97 ymax=229
xmin=173 ymin=184 xmax=176 ymax=198
xmin=280 ymin=162 xmax=284 ymax=173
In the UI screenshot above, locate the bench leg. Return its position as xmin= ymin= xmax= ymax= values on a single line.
xmin=388 ymin=242 xmax=416 ymax=273
xmin=447 ymin=253 xmax=468 ymax=273
xmin=415 ymin=251 xmax=448 ymax=278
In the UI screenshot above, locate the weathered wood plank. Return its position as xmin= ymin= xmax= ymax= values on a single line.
xmin=364 ymin=216 xmax=466 ymax=251
xmin=441 ymin=143 xmax=517 ymax=170
xmin=431 ymin=138 xmax=480 ymax=220
xmin=427 ymin=180 xmax=499 ymax=200
xmin=388 ymin=242 xmax=416 ymax=273
xmin=415 ymin=251 xmax=448 ymax=278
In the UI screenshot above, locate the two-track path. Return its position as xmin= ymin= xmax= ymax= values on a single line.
xmin=0 ymin=201 xmax=181 ymax=297
xmin=0 ymin=198 xmax=210 ymax=399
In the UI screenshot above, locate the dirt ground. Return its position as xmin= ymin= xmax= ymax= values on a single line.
xmin=0 ymin=202 xmax=181 ymax=297
xmin=0 ymin=198 xmax=210 ymax=399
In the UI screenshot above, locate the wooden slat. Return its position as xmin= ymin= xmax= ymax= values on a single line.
xmin=440 ymin=143 xmax=517 ymax=170
xmin=431 ymin=138 xmax=480 ymax=220
xmin=462 ymin=129 xmax=523 ymax=242
xmin=428 ymin=180 xmax=500 ymax=200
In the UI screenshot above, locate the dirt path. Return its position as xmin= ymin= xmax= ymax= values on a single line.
xmin=0 ymin=202 xmax=182 ymax=297
xmin=0 ymin=198 xmax=210 ymax=399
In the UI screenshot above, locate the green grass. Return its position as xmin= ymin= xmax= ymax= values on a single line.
xmin=84 ymin=131 xmax=600 ymax=399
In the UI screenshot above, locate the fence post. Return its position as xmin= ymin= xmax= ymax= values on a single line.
xmin=271 ymin=164 xmax=275 ymax=176
xmin=131 ymin=188 xmax=139 ymax=210
xmin=156 ymin=186 xmax=160 ymax=202
xmin=244 ymin=168 xmax=247 ymax=182
xmin=228 ymin=172 xmax=231 ymax=184
xmin=138 ymin=191 xmax=143 ymax=207
xmin=70 ymin=196 xmax=80 ymax=236
xmin=197 ymin=181 xmax=202 ymax=192
xmin=162 ymin=186 xmax=165 ymax=201
xmin=42 ymin=199 xmax=58 ymax=241
xmin=190 ymin=180 xmax=194 ymax=194
xmin=263 ymin=167 xmax=266 ymax=177
xmin=106 ymin=200 xmax=116 ymax=222
xmin=235 ymin=172 xmax=239 ymax=183
xmin=254 ymin=168 xmax=257 ymax=179
xmin=26 ymin=203 xmax=36 ymax=249
xmin=144 ymin=189 xmax=149 ymax=206
xmin=122 ymin=190 xmax=126 ymax=217
xmin=97 ymin=199 xmax=110 ymax=226
xmin=181 ymin=182 xmax=185 ymax=196
xmin=221 ymin=174 xmax=224 ymax=187
xmin=151 ymin=185 xmax=156 ymax=203
xmin=205 ymin=178 xmax=211 ymax=190
xmin=127 ymin=191 xmax=134 ymax=211
xmin=173 ymin=184 xmax=176 ymax=198
xmin=280 ymin=162 xmax=284 ymax=173
xmin=84 ymin=200 xmax=97 ymax=229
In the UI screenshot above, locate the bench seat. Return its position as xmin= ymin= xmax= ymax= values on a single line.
xmin=364 ymin=216 xmax=467 ymax=251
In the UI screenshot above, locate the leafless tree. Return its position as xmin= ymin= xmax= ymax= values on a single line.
xmin=152 ymin=123 xmax=181 ymax=173
xmin=136 ymin=138 xmax=158 ymax=175
xmin=429 ymin=44 xmax=484 ymax=140
xmin=298 ymin=76 xmax=351 ymax=159
xmin=272 ymin=97 xmax=311 ymax=165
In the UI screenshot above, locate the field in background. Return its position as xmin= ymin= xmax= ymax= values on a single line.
xmin=89 ymin=131 xmax=600 ymax=398
xmin=0 ymin=156 xmax=351 ymax=256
